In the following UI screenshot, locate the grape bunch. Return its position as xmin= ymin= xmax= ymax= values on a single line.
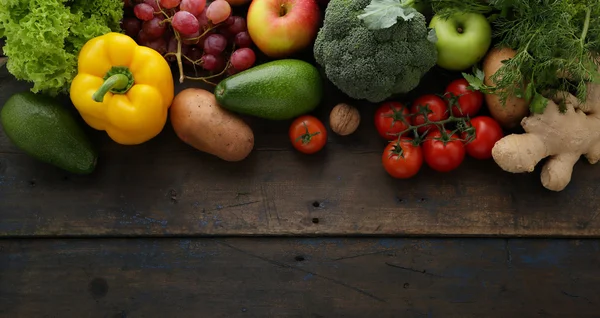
xmin=121 ymin=0 xmax=257 ymax=83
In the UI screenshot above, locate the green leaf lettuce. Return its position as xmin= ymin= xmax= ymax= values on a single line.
xmin=0 ymin=0 xmax=124 ymax=96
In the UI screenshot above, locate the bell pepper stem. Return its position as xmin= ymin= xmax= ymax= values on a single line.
xmin=92 ymin=66 xmax=135 ymax=103
xmin=93 ymin=74 xmax=130 ymax=103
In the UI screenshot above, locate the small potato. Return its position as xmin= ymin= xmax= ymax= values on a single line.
xmin=483 ymin=47 xmax=530 ymax=129
xmin=170 ymin=88 xmax=254 ymax=162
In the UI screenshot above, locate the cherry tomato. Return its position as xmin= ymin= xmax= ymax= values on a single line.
xmin=422 ymin=130 xmax=465 ymax=172
xmin=374 ymin=101 xmax=412 ymax=140
xmin=410 ymin=94 xmax=449 ymax=135
xmin=462 ymin=116 xmax=504 ymax=160
xmin=444 ymin=78 xmax=484 ymax=117
xmin=289 ymin=115 xmax=327 ymax=154
xmin=382 ymin=138 xmax=423 ymax=179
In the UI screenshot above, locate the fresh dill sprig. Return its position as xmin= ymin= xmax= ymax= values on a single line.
xmin=428 ymin=0 xmax=600 ymax=114
xmin=490 ymin=0 xmax=599 ymax=112
xmin=427 ymin=0 xmax=495 ymax=19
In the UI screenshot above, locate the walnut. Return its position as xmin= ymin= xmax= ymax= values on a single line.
xmin=329 ymin=103 xmax=360 ymax=136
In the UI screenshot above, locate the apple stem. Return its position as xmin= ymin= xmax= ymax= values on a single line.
xmin=279 ymin=4 xmax=287 ymax=16
xmin=457 ymin=27 xmax=464 ymax=34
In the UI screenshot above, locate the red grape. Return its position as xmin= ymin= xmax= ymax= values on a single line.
xmin=182 ymin=30 xmax=201 ymax=45
xmin=180 ymin=0 xmax=206 ymax=16
xmin=144 ymin=37 xmax=168 ymax=55
xmin=201 ymin=54 xmax=226 ymax=71
xmin=234 ymin=31 xmax=252 ymax=48
xmin=224 ymin=16 xmax=235 ymax=26
xmin=121 ymin=17 xmax=142 ymax=38
xmin=142 ymin=17 xmax=167 ymax=39
xmin=184 ymin=47 xmax=204 ymax=65
xmin=137 ymin=29 xmax=153 ymax=43
xmin=213 ymin=55 xmax=226 ymax=72
xmin=196 ymin=10 xmax=210 ymax=29
xmin=230 ymin=48 xmax=256 ymax=71
xmin=143 ymin=0 xmax=161 ymax=13
xmin=160 ymin=0 xmax=181 ymax=9
xmin=123 ymin=0 xmax=135 ymax=9
xmin=203 ymin=33 xmax=227 ymax=55
xmin=206 ymin=0 xmax=231 ymax=24
xmin=201 ymin=54 xmax=219 ymax=71
xmin=134 ymin=3 xmax=155 ymax=21
xmin=165 ymin=36 xmax=192 ymax=61
xmin=195 ymin=30 xmax=213 ymax=49
xmin=227 ymin=16 xmax=247 ymax=35
xmin=226 ymin=66 xmax=238 ymax=76
xmin=172 ymin=11 xmax=200 ymax=35
xmin=218 ymin=28 xmax=235 ymax=40
xmin=166 ymin=37 xmax=179 ymax=61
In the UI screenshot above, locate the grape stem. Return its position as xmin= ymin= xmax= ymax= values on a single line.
xmin=154 ymin=0 xmax=233 ymax=85
xmin=185 ymin=60 xmax=232 ymax=85
xmin=174 ymin=31 xmax=186 ymax=83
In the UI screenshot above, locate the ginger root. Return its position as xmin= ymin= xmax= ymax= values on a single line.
xmin=491 ymin=74 xmax=600 ymax=191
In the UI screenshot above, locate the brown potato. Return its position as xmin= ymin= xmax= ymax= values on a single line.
xmin=482 ymin=47 xmax=531 ymax=129
xmin=170 ymin=88 xmax=254 ymax=162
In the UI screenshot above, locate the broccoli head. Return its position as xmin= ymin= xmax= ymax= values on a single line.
xmin=313 ymin=0 xmax=438 ymax=103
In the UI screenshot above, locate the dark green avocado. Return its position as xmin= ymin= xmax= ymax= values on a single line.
xmin=214 ymin=59 xmax=324 ymax=120
xmin=1 ymin=91 xmax=97 ymax=174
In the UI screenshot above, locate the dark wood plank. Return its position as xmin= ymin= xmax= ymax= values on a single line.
xmin=1 ymin=237 xmax=599 ymax=317
xmin=2 ymin=64 xmax=600 ymax=238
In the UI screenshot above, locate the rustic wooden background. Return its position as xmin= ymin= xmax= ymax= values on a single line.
xmin=2 ymin=35 xmax=600 ymax=316
xmin=2 ymin=237 xmax=599 ymax=317
xmin=1 ymin=66 xmax=600 ymax=238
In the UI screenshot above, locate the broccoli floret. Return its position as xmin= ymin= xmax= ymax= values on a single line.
xmin=313 ymin=0 xmax=438 ymax=103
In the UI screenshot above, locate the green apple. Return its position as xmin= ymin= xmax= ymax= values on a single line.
xmin=429 ymin=12 xmax=492 ymax=71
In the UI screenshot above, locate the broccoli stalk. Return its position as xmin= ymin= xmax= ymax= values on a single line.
xmin=313 ymin=0 xmax=438 ymax=103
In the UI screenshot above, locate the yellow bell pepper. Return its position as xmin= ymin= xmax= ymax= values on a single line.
xmin=69 ymin=32 xmax=174 ymax=145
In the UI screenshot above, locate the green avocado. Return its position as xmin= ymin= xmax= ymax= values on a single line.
xmin=214 ymin=59 xmax=324 ymax=120
xmin=1 ymin=91 xmax=97 ymax=174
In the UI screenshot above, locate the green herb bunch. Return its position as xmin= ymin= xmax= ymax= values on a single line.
xmin=431 ymin=0 xmax=600 ymax=113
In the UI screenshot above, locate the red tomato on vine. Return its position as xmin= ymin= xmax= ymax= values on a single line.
xmin=382 ymin=138 xmax=423 ymax=179
xmin=462 ymin=116 xmax=504 ymax=160
xmin=444 ymin=78 xmax=484 ymax=117
xmin=374 ymin=101 xmax=412 ymax=140
xmin=289 ymin=115 xmax=327 ymax=154
xmin=410 ymin=94 xmax=449 ymax=135
xmin=422 ymin=130 xmax=465 ymax=172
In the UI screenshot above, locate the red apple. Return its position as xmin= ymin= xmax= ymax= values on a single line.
xmin=246 ymin=0 xmax=321 ymax=58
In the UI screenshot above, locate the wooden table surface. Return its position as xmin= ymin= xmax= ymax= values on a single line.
xmin=2 ymin=237 xmax=600 ymax=317
xmin=2 ymin=54 xmax=600 ymax=316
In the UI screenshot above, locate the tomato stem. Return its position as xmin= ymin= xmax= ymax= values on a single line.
xmin=296 ymin=122 xmax=321 ymax=145
xmin=384 ymin=103 xmax=411 ymax=127
xmin=390 ymin=102 xmax=476 ymax=146
xmin=390 ymin=142 xmax=405 ymax=159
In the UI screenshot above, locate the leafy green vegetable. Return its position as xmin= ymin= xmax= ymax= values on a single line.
xmin=528 ymin=88 xmax=549 ymax=114
xmin=462 ymin=67 xmax=486 ymax=91
xmin=0 ymin=0 xmax=124 ymax=96
xmin=426 ymin=0 xmax=495 ymax=19
xmin=357 ymin=0 xmax=418 ymax=29
xmin=490 ymin=0 xmax=599 ymax=112
xmin=314 ymin=0 xmax=438 ymax=102
xmin=434 ymin=0 xmax=600 ymax=114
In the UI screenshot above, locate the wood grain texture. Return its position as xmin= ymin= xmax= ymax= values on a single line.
xmin=1 ymin=237 xmax=599 ymax=317
xmin=1 ymin=65 xmax=600 ymax=238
